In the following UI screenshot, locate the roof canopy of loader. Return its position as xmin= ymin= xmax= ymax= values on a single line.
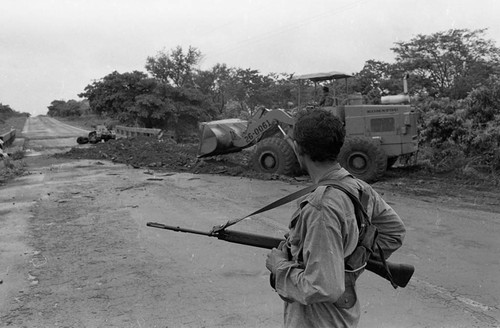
xmin=292 ymin=71 xmax=353 ymax=82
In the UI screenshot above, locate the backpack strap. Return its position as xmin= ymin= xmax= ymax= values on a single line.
xmin=318 ymin=180 xmax=369 ymax=231
xmin=319 ymin=180 xmax=397 ymax=287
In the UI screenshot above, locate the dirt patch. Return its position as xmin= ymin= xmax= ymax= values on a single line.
xmin=53 ymin=136 xmax=500 ymax=213
xmin=375 ymin=166 xmax=500 ymax=213
xmin=2 ymin=179 xmax=170 ymax=327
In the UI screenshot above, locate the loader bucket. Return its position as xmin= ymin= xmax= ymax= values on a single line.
xmin=197 ymin=119 xmax=249 ymax=158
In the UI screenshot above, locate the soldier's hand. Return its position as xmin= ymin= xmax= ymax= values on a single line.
xmin=266 ymin=247 xmax=288 ymax=275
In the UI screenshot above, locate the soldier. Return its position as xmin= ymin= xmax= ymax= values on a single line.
xmin=319 ymin=86 xmax=334 ymax=106
xmin=266 ymin=108 xmax=406 ymax=327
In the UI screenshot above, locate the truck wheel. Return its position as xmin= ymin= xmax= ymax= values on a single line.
xmin=252 ymin=137 xmax=299 ymax=176
xmin=76 ymin=137 xmax=89 ymax=144
xmin=338 ymin=137 xmax=387 ymax=182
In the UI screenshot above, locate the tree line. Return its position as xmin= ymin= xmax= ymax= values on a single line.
xmin=0 ymin=103 xmax=30 ymax=126
xmin=48 ymin=28 xmax=500 ymax=174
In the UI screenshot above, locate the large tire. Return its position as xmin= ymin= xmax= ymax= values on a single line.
xmin=252 ymin=137 xmax=299 ymax=176
xmin=76 ymin=136 xmax=89 ymax=144
xmin=338 ymin=137 xmax=387 ymax=182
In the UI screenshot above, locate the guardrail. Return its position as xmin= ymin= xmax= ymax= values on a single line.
xmin=0 ymin=129 xmax=16 ymax=148
xmin=114 ymin=125 xmax=162 ymax=138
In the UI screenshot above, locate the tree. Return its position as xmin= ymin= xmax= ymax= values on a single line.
xmin=391 ymin=28 xmax=500 ymax=99
xmin=223 ymin=68 xmax=289 ymax=117
xmin=353 ymin=60 xmax=401 ymax=103
xmin=127 ymin=79 xmax=216 ymax=129
xmin=464 ymin=76 xmax=500 ymax=124
xmin=266 ymin=72 xmax=295 ymax=109
xmin=0 ymin=103 xmax=29 ymax=122
xmin=47 ymin=99 xmax=89 ymax=117
xmin=79 ymin=71 xmax=150 ymax=117
xmin=145 ymin=46 xmax=202 ymax=87
xmin=0 ymin=103 xmax=14 ymax=115
xmin=123 ymin=78 xmax=174 ymax=128
xmin=194 ymin=63 xmax=232 ymax=116
xmin=79 ymin=70 xmax=217 ymax=131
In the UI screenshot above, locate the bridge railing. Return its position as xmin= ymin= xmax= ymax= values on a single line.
xmin=0 ymin=129 xmax=16 ymax=148
xmin=114 ymin=126 xmax=162 ymax=138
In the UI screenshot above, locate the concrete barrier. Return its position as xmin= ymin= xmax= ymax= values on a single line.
xmin=0 ymin=129 xmax=16 ymax=148
xmin=114 ymin=125 xmax=162 ymax=138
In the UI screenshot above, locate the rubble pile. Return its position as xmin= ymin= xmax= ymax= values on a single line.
xmin=56 ymin=136 xmax=285 ymax=180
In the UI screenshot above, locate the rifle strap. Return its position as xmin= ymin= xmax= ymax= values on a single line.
xmin=212 ymin=180 xmax=362 ymax=232
xmin=212 ymin=183 xmax=319 ymax=232
xmin=377 ymin=243 xmax=398 ymax=289
xmin=215 ymin=179 xmax=398 ymax=288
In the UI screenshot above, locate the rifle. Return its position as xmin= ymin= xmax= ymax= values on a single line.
xmin=146 ymin=222 xmax=414 ymax=288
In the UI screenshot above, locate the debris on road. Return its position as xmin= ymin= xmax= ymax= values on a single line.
xmin=55 ymin=136 xmax=289 ymax=181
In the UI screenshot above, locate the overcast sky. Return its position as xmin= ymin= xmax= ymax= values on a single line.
xmin=1 ymin=0 xmax=500 ymax=116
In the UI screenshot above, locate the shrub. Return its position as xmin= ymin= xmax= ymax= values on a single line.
xmin=415 ymin=76 xmax=500 ymax=175
xmin=462 ymin=122 xmax=500 ymax=171
xmin=420 ymin=141 xmax=467 ymax=173
xmin=419 ymin=108 xmax=468 ymax=146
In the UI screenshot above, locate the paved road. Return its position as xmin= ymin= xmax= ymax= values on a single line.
xmin=21 ymin=116 xmax=89 ymax=156
xmin=0 ymin=117 xmax=499 ymax=327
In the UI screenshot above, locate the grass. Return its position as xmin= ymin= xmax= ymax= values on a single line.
xmin=0 ymin=116 xmax=28 ymax=135
xmin=0 ymin=158 xmax=26 ymax=185
xmin=1 ymin=115 xmax=28 ymax=184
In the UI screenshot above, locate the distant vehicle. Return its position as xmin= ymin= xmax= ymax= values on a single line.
xmin=77 ymin=125 xmax=116 ymax=144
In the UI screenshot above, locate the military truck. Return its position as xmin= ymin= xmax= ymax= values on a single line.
xmin=197 ymin=71 xmax=419 ymax=182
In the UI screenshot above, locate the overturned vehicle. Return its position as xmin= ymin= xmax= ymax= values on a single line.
xmin=76 ymin=125 xmax=116 ymax=144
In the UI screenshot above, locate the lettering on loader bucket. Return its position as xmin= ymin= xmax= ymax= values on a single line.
xmin=197 ymin=107 xmax=300 ymax=176
xmin=197 ymin=71 xmax=419 ymax=182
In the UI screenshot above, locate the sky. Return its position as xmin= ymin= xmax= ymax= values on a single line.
xmin=1 ymin=0 xmax=500 ymax=116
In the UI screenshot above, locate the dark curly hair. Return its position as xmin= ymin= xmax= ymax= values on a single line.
xmin=293 ymin=108 xmax=345 ymax=162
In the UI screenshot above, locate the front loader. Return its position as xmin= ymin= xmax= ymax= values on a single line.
xmin=197 ymin=71 xmax=419 ymax=182
xmin=197 ymin=107 xmax=300 ymax=176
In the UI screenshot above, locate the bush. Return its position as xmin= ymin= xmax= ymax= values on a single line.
xmin=419 ymin=109 xmax=467 ymax=146
xmin=462 ymin=122 xmax=500 ymax=171
xmin=416 ymin=79 xmax=500 ymax=175
xmin=0 ymin=157 xmax=26 ymax=184
xmin=419 ymin=141 xmax=467 ymax=173
xmin=9 ymin=150 xmax=24 ymax=161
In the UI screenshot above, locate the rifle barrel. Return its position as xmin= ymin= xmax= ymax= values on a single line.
xmin=146 ymin=222 xmax=213 ymax=237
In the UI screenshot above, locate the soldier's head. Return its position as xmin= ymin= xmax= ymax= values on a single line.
xmin=293 ymin=108 xmax=345 ymax=163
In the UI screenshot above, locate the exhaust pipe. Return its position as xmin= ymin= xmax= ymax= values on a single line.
xmin=381 ymin=73 xmax=411 ymax=104
xmin=403 ymin=73 xmax=409 ymax=94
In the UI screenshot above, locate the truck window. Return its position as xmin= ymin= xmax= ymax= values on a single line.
xmin=371 ymin=118 xmax=395 ymax=132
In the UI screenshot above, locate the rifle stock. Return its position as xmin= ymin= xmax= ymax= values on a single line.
xmin=147 ymin=222 xmax=414 ymax=288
